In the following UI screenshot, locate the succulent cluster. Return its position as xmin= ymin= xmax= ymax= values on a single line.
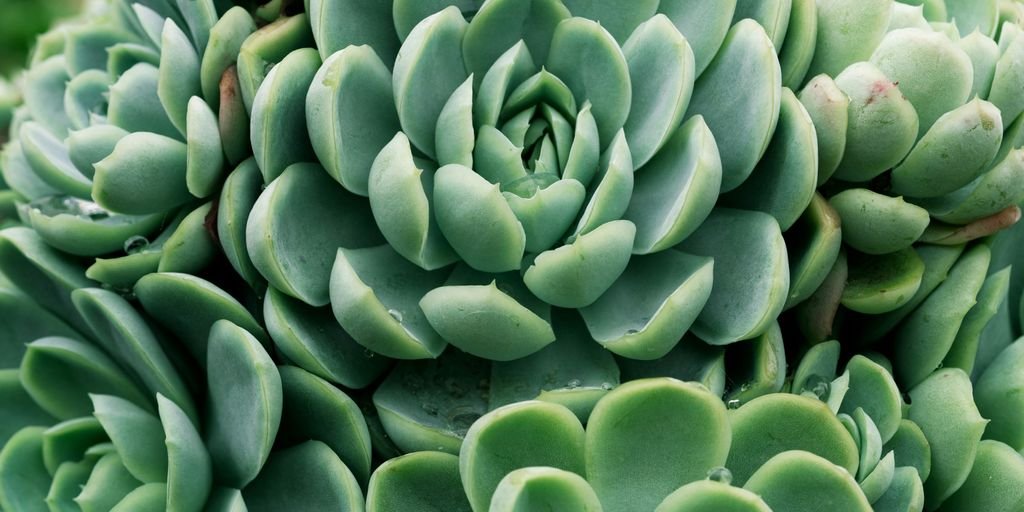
xmin=2 ymin=0 xmax=1024 ymax=510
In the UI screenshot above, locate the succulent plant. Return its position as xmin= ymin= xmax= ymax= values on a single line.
xmin=2 ymin=0 xmax=1024 ymax=510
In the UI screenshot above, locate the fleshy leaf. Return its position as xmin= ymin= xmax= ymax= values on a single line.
xmin=216 ymin=159 xmax=265 ymax=288
xmin=366 ymin=452 xmax=471 ymax=512
xmin=433 ymin=163 xmax=526 ymax=272
xmin=185 ymin=96 xmax=225 ymax=198
xmin=277 ymin=366 xmax=372 ymax=485
xmin=307 ymin=45 xmax=400 ymax=196
xmin=938 ymin=440 xmax=1024 ymax=512
xmin=975 ymin=339 xmax=1024 ymax=450
xmin=0 ymin=427 xmax=50 ymax=512
xmin=199 ymin=7 xmax=256 ymax=109
xmin=656 ymin=480 xmax=771 ymax=512
xmin=205 ymin=320 xmax=283 ymax=489
xmin=41 ymin=417 xmax=105 ymax=475
xmin=784 ymin=194 xmax=843 ymax=309
xmin=893 ymin=245 xmax=990 ymax=388
xmin=831 ymin=62 xmax=919 ymax=182
xmin=250 ymin=48 xmax=319 ymax=183
xmin=546 ymin=17 xmax=632 ymax=148
xmin=92 ymin=132 xmax=191 ymax=215
xmin=460 ymin=401 xmax=585 ymax=512
xmin=841 ymin=248 xmax=925 ymax=315
xmin=20 ymin=337 xmax=150 ymax=420
xmin=157 ymin=394 xmax=212 ymax=512
xmin=330 ymin=244 xmax=449 ymax=359
xmin=580 ymin=251 xmax=713 ymax=360
xmin=806 ymin=0 xmax=892 ymax=78
xmin=19 ymin=122 xmax=92 ymax=199
xmin=586 ymin=378 xmax=730 ymax=512
xmin=368 ymin=134 xmax=457 ymax=270
xmin=743 ymin=451 xmax=871 ymax=512
xmin=242 ymin=441 xmax=364 ymax=511
xmin=462 ymin=0 xmax=568 ymax=80
xmin=720 ymin=88 xmax=817 ymax=231
xmin=625 ymin=116 xmax=721 ymax=254
xmin=908 ymin=368 xmax=988 ymax=506
xmin=489 ymin=311 xmax=619 ymax=421
xmin=726 ymin=394 xmax=859 ymax=485
xmin=157 ymin=20 xmax=201 ymax=136
xmin=265 ymin=287 xmax=391 ymax=388
xmin=247 ymin=163 xmax=384 ymax=306
xmin=870 ymin=28 xmax=974 ymax=137
xmin=372 ymin=351 xmax=489 ymax=455
xmin=309 ymin=0 xmax=399 ymax=63
xmin=91 ymin=394 xmax=167 ymax=483
xmin=490 ymin=467 xmax=602 ymax=512
xmin=829 ymin=189 xmax=929 ymax=255
xmin=677 ymin=208 xmax=789 ymax=345
xmin=135 ymin=272 xmax=268 ymax=365
xmin=686 ymin=19 xmax=781 ymax=192
xmin=392 ymin=7 xmax=468 ymax=159
xmin=72 ymin=287 xmax=197 ymax=420
xmin=421 ymin=276 xmax=555 ymax=361
xmin=656 ymin=0 xmax=736 ymax=76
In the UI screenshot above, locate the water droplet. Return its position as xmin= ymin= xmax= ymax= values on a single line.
xmin=387 ymin=309 xmax=403 ymax=323
xmin=625 ymin=329 xmax=639 ymax=335
xmin=726 ymin=399 xmax=742 ymax=410
xmin=31 ymin=194 xmax=111 ymax=221
xmin=601 ymin=382 xmax=614 ymax=391
xmin=802 ymin=374 xmax=831 ymax=401
xmin=362 ymin=348 xmax=376 ymax=359
xmin=706 ymin=466 xmax=733 ymax=485
xmin=123 ymin=235 xmax=150 ymax=254
xmin=566 ymin=379 xmax=581 ymax=389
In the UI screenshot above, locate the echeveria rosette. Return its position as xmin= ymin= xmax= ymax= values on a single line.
xmin=310 ymin=1 xmax=736 ymax=364
xmin=2 ymin=0 xmax=1024 ymax=511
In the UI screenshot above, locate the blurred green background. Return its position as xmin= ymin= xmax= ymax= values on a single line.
xmin=0 ymin=0 xmax=82 ymax=76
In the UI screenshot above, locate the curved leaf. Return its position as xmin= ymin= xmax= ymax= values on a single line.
xmin=277 ymin=366 xmax=372 ymax=484
xmin=580 ymin=251 xmax=712 ymax=359
xmin=92 ymin=132 xmax=191 ymax=215
xmin=307 ymin=45 xmax=400 ymax=196
xmin=265 ymin=286 xmax=391 ymax=388
xmin=157 ymin=394 xmax=212 ymax=512
xmin=490 ymin=467 xmax=602 ymax=512
xmin=677 ymin=208 xmax=789 ymax=345
xmin=586 ymin=378 xmax=730 ymax=512
xmin=546 ymin=17 xmax=631 ymax=149
xmin=726 ymin=393 xmax=859 ymax=485
xmin=205 ymin=320 xmax=282 ymax=489
xmin=246 ymin=163 xmax=384 ymax=306
xmin=242 ymin=441 xmax=364 ymax=512
xmin=686 ymin=19 xmax=781 ymax=192
xmin=908 ymin=368 xmax=988 ymax=506
xmin=250 ymin=48 xmax=320 ymax=183
xmin=460 ymin=401 xmax=585 ymax=512
xmin=157 ymin=20 xmax=201 ymax=135
xmin=91 ymin=394 xmax=167 ymax=483
xmin=366 ymin=452 xmax=471 ymax=512
xmin=330 ymin=244 xmax=449 ymax=359
xmin=392 ymin=7 xmax=468 ymax=158
xmin=20 ymin=337 xmax=150 ymax=420
xmin=309 ymin=0 xmax=399 ymax=63
xmin=743 ymin=451 xmax=871 ymax=512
